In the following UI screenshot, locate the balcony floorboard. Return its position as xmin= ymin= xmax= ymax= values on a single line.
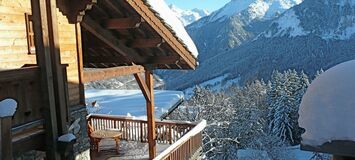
xmin=91 ymin=140 xmax=169 ymax=160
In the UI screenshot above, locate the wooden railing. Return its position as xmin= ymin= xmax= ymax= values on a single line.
xmin=0 ymin=66 xmax=43 ymax=127
xmin=154 ymin=120 xmax=206 ymax=160
xmin=87 ymin=114 xmax=196 ymax=144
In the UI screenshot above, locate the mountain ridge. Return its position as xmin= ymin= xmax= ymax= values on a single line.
xmin=159 ymin=0 xmax=355 ymax=91
xmin=169 ymin=4 xmax=209 ymax=26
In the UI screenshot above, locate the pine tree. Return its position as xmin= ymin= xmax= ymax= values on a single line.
xmin=268 ymin=70 xmax=310 ymax=144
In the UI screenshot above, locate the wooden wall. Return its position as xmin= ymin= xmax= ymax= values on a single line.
xmin=0 ymin=0 xmax=81 ymax=106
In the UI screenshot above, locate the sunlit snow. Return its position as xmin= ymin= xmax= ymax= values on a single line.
xmin=85 ymin=90 xmax=184 ymax=119
xmin=299 ymin=60 xmax=355 ymax=146
xmin=146 ymin=0 xmax=199 ymax=58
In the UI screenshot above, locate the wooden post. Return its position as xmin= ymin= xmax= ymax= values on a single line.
xmin=30 ymin=0 xmax=63 ymax=159
xmin=45 ymin=0 xmax=69 ymax=134
xmin=75 ymin=23 xmax=85 ymax=105
xmin=145 ymin=70 xmax=156 ymax=159
xmin=0 ymin=117 xmax=13 ymax=160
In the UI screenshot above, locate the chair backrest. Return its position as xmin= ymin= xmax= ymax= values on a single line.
xmin=87 ymin=121 xmax=94 ymax=136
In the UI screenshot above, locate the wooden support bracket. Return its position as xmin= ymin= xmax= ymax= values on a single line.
xmin=134 ymin=73 xmax=151 ymax=102
xmin=84 ymin=65 xmax=145 ymax=83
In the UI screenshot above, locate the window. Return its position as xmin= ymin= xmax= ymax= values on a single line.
xmin=25 ymin=13 xmax=35 ymax=54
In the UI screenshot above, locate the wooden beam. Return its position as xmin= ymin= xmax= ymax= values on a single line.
xmin=31 ymin=0 xmax=61 ymax=159
xmin=145 ymin=55 xmax=180 ymax=65
xmin=84 ymin=55 xmax=180 ymax=65
xmin=83 ymin=65 xmax=145 ymax=83
xmin=145 ymin=70 xmax=156 ymax=159
xmin=134 ymin=73 xmax=151 ymax=102
xmin=127 ymin=38 xmax=165 ymax=48
xmin=81 ymin=16 xmax=144 ymax=63
xmin=105 ymin=17 xmax=144 ymax=29
xmin=0 ymin=117 xmax=13 ymax=160
xmin=46 ymin=0 xmax=69 ymax=135
xmin=75 ymin=23 xmax=85 ymax=105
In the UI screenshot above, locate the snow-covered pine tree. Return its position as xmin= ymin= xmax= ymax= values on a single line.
xmin=315 ymin=69 xmax=325 ymax=78
xmin=267 ymin=71 xmax=284 ymax=123
xmin=268 ymin=70 xmax=310 ymax=144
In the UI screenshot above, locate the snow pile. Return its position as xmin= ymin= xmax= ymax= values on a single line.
xmin=146 ymin=0 xmax=199 ymax=58
xmin=85 ymin=90 xmax=184 ymax=119
xmin=169 ymin=5 xmax=209 ymax=26
xmin=0 ymin=99 xmax=17 ymax=117
xmin=58 ymin=133 xmax=76 ymax=142
xmin=299 ymin=60 xmax=355 ymax=146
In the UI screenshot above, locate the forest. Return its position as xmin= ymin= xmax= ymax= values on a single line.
xmin=168 ymin=69 xmax=330 ymax=159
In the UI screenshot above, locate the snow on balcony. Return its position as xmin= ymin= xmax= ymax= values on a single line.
xmin=299 ymin=60 xmax=355 ymax=147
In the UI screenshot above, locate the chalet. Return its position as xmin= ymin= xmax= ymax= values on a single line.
xmin=0 ymin=0 xmax=205 ymax=159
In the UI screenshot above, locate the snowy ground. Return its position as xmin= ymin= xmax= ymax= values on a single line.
xmin=91 ymin=140 xmax=169 ymax=160
xmin=184 ymin=74 xmax=240 ymax=98
xmin=237 ymin=145 xmax=319 ymax=160
xmin=85 ymin=89 xmax=184 ymax=119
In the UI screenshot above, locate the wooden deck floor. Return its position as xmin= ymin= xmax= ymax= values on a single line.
xmin=91 ymin=139 xmax=169 ymax=160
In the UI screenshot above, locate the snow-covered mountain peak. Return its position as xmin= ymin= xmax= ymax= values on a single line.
xmin=208 ymin=0 xmax=303 ymax=22
xmin=169 ymin=4 xmax=210 ymax=26
xmin=259 ymin=0 xmax=355 ymax=40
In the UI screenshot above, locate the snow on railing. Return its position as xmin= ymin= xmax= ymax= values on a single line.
xmin=154 ymin=120 xmax=206 ymax=160
xmin=87 ymin=114 xmax=197 ymax=144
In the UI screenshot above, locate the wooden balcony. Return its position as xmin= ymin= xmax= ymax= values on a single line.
xmin=87 ymin=114 xmax=206 ymax=160
xmin=0 ymin=65 xmax=69 ymax=157
xmin=0 ymin=66 xmax=43 ymax=127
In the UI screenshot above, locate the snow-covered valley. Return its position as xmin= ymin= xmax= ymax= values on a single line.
xmin=85 ymin=89 xmax=184 ymax=119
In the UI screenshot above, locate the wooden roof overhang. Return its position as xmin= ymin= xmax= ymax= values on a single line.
xmin=59 ymin=0 xmax=197 ymax=71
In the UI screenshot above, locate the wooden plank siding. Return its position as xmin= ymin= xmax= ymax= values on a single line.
xmin=0 ymin=0 xmax=81 ymax=106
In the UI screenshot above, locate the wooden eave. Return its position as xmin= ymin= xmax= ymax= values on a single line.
xmin=126 ymin=0 xmax=197 ymax=69
xmin=58 ymin=0 xmax=197 ymax=70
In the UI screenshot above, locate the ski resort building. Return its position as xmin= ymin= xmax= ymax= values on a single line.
xmin=0 ymin=0 xmax=205 ymax=159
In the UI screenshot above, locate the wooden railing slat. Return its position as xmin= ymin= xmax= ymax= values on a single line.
xmin=87 ymin=114 xmax=204 ymax=160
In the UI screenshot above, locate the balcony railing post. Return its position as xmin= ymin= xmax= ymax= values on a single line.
xmin=169 ymin=125 xmax=172 ymax=144
xmin=140 ymin=121 xmax=143 ymax=142
xmin=87 ymin=115 xmax=205 ymax=160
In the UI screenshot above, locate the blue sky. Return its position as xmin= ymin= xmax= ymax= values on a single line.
xmin=165 ymin=0 xmax=230 ymax=12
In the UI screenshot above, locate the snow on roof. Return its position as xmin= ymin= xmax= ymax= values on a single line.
xmin=145 ymin=0 xmax=199 ymax=58
xmin=0 ymin=99 xmax=17 ymax=117
xmin=85 ymin=89 xmax=184 ymax=119
xmin=299 ymin=60 xmax=355 ymax=146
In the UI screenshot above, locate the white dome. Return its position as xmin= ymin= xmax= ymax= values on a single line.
xmin=299 ymin=60 xmax=355 ymax=146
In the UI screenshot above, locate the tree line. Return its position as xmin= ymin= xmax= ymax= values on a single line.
xmin=168 ymin=69 xmax=328 ymax=159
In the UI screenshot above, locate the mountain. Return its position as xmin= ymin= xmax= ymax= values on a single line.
xmin=159 ymin=0 xmax=355 ymax=90
xmin=169 ymin=4 xmax=210 ymax=26
xmin=187 ymin=0 xmax=302 ymax=62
